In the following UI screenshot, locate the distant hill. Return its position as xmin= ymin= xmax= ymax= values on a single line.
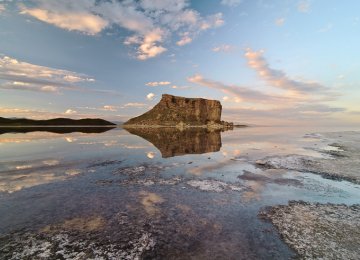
xmin=0 ymin=117 xmax=116 ymax=126
xmin=0 ymin=127 xmax=115 ymax=134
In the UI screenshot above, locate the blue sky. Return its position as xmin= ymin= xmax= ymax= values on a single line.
xmin=0 ymin=0 xmax=359 ymax=125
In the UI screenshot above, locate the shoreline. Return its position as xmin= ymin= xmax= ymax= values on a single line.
xmin=255 ymin=131 xmax=360 ymax=184
xmin=257 ymin=131 xmax=360 ymax=258
xmin=260 ymin=201 xmax=360 ymax=259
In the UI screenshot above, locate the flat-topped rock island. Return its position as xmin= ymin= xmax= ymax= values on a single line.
xmin=123 ymin=94 xmax=233 ymax=129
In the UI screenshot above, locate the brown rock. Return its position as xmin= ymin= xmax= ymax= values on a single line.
xmin=124 ymin=94 xmax=230 ymax=127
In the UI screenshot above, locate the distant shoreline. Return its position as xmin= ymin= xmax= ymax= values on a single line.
xmin=0 ymin=117 xmax=116 ymax=127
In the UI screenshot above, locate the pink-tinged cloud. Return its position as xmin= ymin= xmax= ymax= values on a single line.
xmin=0 ymin=55 xmax=118 ymax=95
xmin=20 ymin=0 xmax=224 ymax=60
xmin=244 ymin=48 xmax=338 ymax=101
xmin=187 ymin=74 xmax=285 ymax=104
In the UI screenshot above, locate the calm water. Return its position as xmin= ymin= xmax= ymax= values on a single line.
xmin=0 ymin=126 xmax=359 ymax=259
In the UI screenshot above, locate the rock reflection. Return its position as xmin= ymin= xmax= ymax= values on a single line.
xmin=125 ymin=127 xmax=224 ymax=158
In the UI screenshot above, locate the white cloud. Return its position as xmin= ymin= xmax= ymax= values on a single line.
xmin=0 ymin=55 xmax=99 ymax=94
xmin=187 ymin=48 xmax=344 ymax=125
xmin=124 ymin=102 xmax=147 ymax=108
xmin=65 ymin=109 xmax=77 ymax=115
xmin=146 ymin=93 xmax=155 ymax=100
xmin=146 ymin=81 xmax=171 ymax=87
xmin=176 ymin=35 xmax=193 ymax=46
xmin=20 ymin=0 xmax=225 ymax=60
xmin=297 ymin=0 xmax=310 ymax=13
xmin=0 ymin=106 xmax=121 ymax=121
xmin=188 ymin=74 xmax=283 ymax=104
xmin=244 ymin=48 xmax=336 ymax=100
xmin=318 ymin=23 xmax=333 ymax=33
xmin=212 ymin=44 xmax=235 ymax=52
xmin=20 ymin=4 xmax=108 ymax=35
xmin=103 ymin=105 xmax=117 ymax=111
xmin=171 ymin=85 xmax=190 ymax=89
xmin=221 ymin=0 xmax=243 ymax=7
xmin=275 ymin=18 xmax=285 ymax=26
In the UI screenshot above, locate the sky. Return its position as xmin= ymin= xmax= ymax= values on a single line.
xmin=0 ymin=0 xmax=359 ymax=126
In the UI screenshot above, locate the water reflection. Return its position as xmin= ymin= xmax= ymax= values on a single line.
xmin=124 ymin=127 xmax=224 ymax=158
xmin=0 ymin=126 xmax=116 ymax=135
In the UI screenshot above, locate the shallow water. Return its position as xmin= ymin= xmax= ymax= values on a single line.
xmin=0 ymin=126 xmax=359 ymax=259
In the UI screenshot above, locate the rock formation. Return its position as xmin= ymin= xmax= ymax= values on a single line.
xmin=124 ymin=94 xmax=233 ymax=128
xmin=125 ymin=127 xmax=222 ymax=158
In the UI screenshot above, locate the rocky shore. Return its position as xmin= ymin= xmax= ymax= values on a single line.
xmin=260 ymin=201 xmax=360 ymax=259
xmin=255 ymin=131 xmax=360 ymax=184
xmin=257 ymin=131 xmax=360 ymax=259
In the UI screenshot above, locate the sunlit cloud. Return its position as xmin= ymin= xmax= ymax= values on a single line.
xmin=20 ymin=0 xmax=224 ymax=60
xmin=176 ymin=34 xmax=193 ymax=46
xmin=146 ymin=93 xmax=156 ymax=100
xmin=65 ymin=137 xmax=76 ymax=143
xmin=220 ymin=0 xmax=243 ymax=7
xmin=223 ymin=104 xmax=346 ymax=125
xmin=188 ymin=47 xmax=347 ymax=125
xmin=103 ymin=105 xmax=117 ymax=111
xmin=171 ymin=85 xmax=191 ymax=89
xmin=275 ymin=18 xmax=285 ymax=26
xmin=0 ymin=106 xmax=119 ymax=120
xmin=244 ymin=48 xmax=338 ymax=101
xmin=318 ymin=23 xmax=333 ymax=33
xmin=188 ymin=74 xmax=284 ymax=104
xmin=123 ymin=103 xmax=147 ymax=108
xmin=0 ymin=55 xmax=114 ymax=95
xmin=297 ymin=0 xmax=310 ymax=13
xmin=146 ymin=81 xmax=171 ymax=87
xmin=20 ymin=3 xmax=108 ymax=35
xmin=212 ymin=44 xmax=235 ymax=53
xmin=65 ymin=109 xmax=77 ymax=115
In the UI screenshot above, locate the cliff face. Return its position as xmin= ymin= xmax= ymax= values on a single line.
xmin=124 ymin=94 xmax=223 ymax=126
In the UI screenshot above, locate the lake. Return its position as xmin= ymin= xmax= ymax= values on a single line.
xmin=0 ymin=126 xmax=359 ymax=259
